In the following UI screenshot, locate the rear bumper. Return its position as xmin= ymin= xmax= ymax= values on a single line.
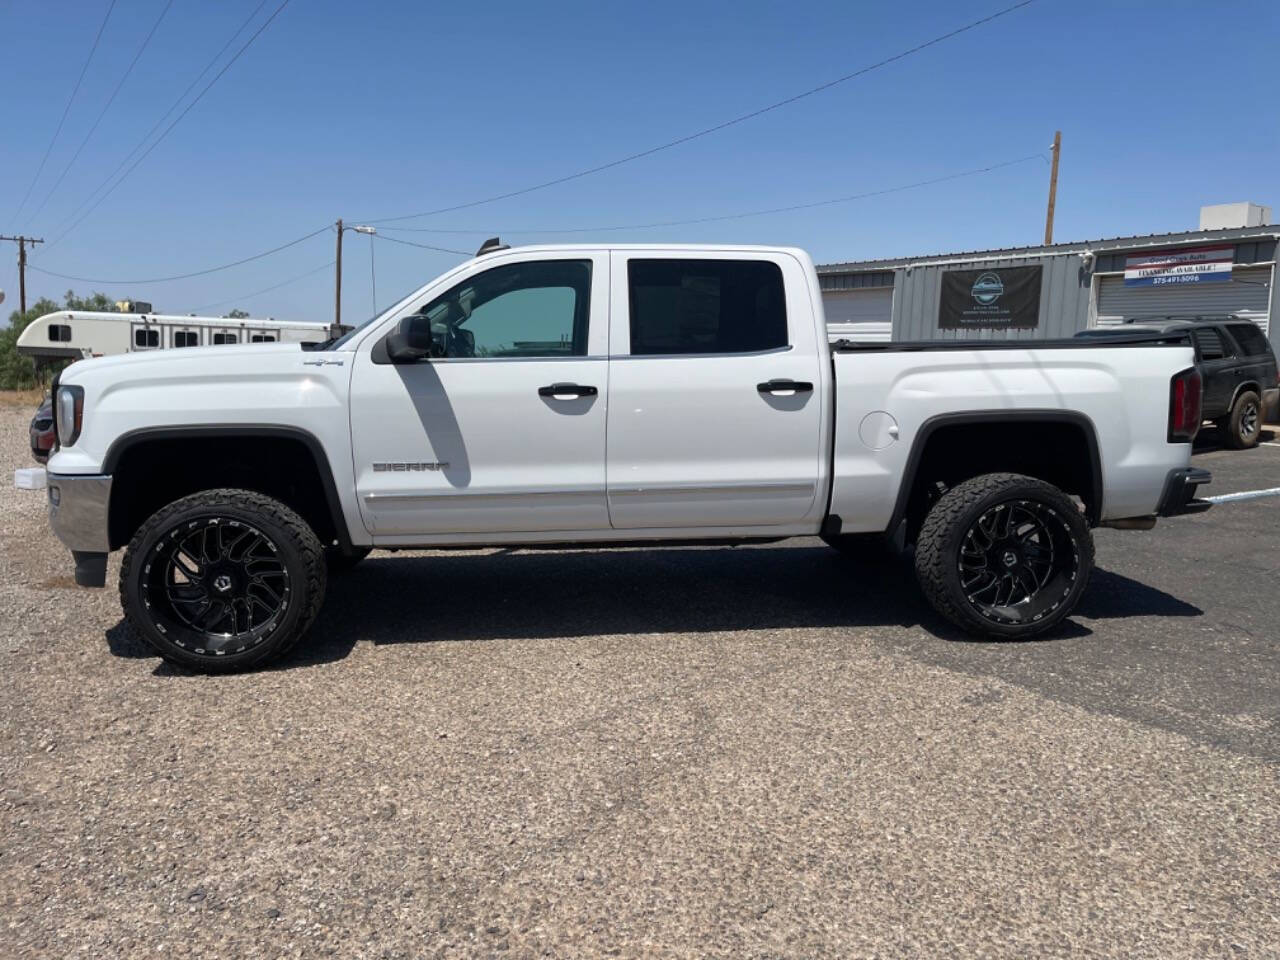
xmin=47 ymin=473 xmax=112 ymax=587
xmin=1156 ymin=467 xmax=1212 ymax=517
xmin=1263 ymin=387 xmax=1279 ymax=423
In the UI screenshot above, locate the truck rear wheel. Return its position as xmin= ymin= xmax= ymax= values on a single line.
xmin=913 ymin=473 xmax=1093 ymax=640
xmin=119 ymin=488 xmax=327 ymax=673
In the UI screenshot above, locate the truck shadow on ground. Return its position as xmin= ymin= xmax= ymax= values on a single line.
xmin=105 ymin=545 xmax=1203 ymax=673
xmin=1193 ymin=426 xmax=1275 ymax=453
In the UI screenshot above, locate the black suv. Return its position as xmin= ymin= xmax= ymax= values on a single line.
xmin=1077 ymin=316 xmax=1279 ymax=448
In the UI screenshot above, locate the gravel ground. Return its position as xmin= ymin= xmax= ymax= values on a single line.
xmin=1 ymin=403 xmax=1278 ymax=959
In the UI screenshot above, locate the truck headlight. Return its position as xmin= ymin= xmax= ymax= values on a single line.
xmin=55 ymin=385 xmax=84 ymax=447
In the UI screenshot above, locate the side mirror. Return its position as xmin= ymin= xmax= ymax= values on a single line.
xmin=384 ymin=315 xmax=435 ymax=363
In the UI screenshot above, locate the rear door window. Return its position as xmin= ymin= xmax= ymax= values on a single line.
xmin=1226 ymin=322 xmax=1271 ymax=357
xmin=1191 ymin=327 xmax=1229 ymax=361
xmin=627 ymin=259 xmax=787 ymax=355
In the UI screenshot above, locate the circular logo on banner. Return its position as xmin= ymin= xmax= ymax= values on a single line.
xmin=971 ymin=272 xmax=1005 ymax=305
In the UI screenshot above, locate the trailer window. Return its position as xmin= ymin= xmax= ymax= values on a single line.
xmin=213 ymin=333 xmax=238 ymax=345
xmin=627 ymin=259 xmax=787 ymax=355
xmin=48 ymin=323 xmax=72 ymax=342
xmin=134 ymin=328 xmax=160 ymax=349
xmin=173 ymin=330 xmax=199 ymax=348
xmin=250 ymin=334 xmax=276 ymax=343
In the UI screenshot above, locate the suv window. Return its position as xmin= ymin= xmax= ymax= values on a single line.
xmin=411 ymin=259 xmax=591 ymax=358
xmin=1191 ymin=327 xmax=1229 ymax=361
xmin=48 ymin=323 xmax=72 ymax=342
xmin=628 ymin=259 xmax=787 ymax=356
xmin=1226 ymin=322 xmax=1271 ymax=357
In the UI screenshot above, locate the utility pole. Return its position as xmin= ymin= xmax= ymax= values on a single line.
xmin=1043 ymin=131 xmax=1061 ymax=245
xmin=333 ymin=218 xmax=343 ymax=332
xmin=0 ymin=234 xmax=44 ymax=313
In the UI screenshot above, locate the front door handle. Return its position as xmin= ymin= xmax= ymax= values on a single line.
xmin=757 ymin=378 xmax=814 ymax=395
xmin=538 ymin=382 xmax=598 ymax=399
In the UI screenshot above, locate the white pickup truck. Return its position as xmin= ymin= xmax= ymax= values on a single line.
xmin=45 ymin=243 xmax=1211 ymax=671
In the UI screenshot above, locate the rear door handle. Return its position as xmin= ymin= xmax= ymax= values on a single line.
xmin=538 ymin=382 xmax=598 ymax=399
xmin=757 ymin=378 xmax=814 ymax=395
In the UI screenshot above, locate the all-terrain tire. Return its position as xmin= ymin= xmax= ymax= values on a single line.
xmin=914 ymin=472 xmax=1093 ymax=640
xmin=1224 ymin=390 xmax=1262 ymax=449
xmin=119 ymin=488 xmax=327 ymax=673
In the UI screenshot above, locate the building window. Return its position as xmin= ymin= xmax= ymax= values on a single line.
xmin=173 ymin=330 xmax=199 ymax=348
xmin=628 ymin=259 xmax=787 ymax=355
xmin=48 ymin=323 xmax=72 ymax=342
xmin=213 ymin=333 xmax=238 ymax=345
xmin=134 ymin=328 xmax=160 ymax=349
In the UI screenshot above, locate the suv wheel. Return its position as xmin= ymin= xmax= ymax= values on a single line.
xmin=914 ymin=473 xmax=1093 ymax=640
xmin=1225 ymin=390 xmax=1262 ymax=449
xmin=120 ymin=489 xmax=326 ymax=672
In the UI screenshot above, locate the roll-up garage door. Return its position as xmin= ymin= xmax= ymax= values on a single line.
xmin=1095 ymin=266 xmax=1272 ymax=335
xmin=822 ymin=287 xmax=893 ymax=341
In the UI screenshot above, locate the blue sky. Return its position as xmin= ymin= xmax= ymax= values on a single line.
xmin=2 ymin=0 xmax=1277 ymax=323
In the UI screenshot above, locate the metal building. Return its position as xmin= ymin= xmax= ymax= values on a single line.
xmin=817 ymin=205 xmax=1276 ymax=342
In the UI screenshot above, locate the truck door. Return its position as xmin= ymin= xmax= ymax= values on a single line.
xmin=1191 ymin=326 xmax=1236 ymax=418
xmin=349 ymin=252 xmax=610 ymax=538
xmin=605 ymin=251 xmax=827 ymax=530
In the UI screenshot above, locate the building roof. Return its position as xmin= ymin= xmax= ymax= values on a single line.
xmin=817 ymin=222 xmax=1280 ymax=274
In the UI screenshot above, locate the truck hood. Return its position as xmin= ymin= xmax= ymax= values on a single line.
xmin=58 ymin=341 xmax=312 ymax=384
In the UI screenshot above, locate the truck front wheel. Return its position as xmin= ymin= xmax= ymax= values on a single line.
xmin=913 ymin=473 xmax=1093 ymax=640
xmin=119 ymin=489 xmax=327 ymax=672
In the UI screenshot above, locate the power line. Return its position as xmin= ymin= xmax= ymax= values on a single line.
xmin=10 ymin=0 xmax=117 ymax=223
xmin=45 ymin=0 xmax=294 ymax=249
xmin=28 ymin=224 xmax=330 ymax=284
xmin=41 ymin=0 xmax=272 ymax=248
xmin=24 ymin=0 xmax=177 ymax=229
xmin=379 ymin=154 xmax=1048 ymax=237
xmin=188 ymin=259 xmax=335 ymax=313
xmin=371 ymin=234 xmax=471 ymax=256
xmin=362 ymin=0 xmax=1036 ymax=226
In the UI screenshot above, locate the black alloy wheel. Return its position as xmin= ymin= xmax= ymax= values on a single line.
xmin=957 ymin=499 xmax=1079 ymax=626
xmin=121 ymin=489 xmax=326 ymax=672
xmin=914 ymin=472 xmax=1094 ymax=640
xmin=142 ymin=519 xmax=292 ymax=656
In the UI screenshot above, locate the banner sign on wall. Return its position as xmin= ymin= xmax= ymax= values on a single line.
xmin=939 ymin=265 xmax=1042 ymax=329
xmin=1123 ymin=246 xmax=1233 ymax=286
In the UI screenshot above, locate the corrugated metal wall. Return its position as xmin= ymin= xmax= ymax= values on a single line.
xmin=891 ymin=254 xmax=1092 ymax=341
xmin=1095 ymin=265 xmax=1274 ymax=334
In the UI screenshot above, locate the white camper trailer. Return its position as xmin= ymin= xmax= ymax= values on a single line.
xmin=17 ymin=310 xmax=331 ymax=364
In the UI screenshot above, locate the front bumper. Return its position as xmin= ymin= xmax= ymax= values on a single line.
xmin=1156 ymin=467 xmax=1212 ymax=517
xmin=47 ymin=473 xmax=112 ymax=586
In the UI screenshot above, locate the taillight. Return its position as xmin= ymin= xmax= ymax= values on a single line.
xmin=1168 ymin=367 xmax=1201 ymax=443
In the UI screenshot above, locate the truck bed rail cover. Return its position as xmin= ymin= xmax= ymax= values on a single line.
xmin=832 ymin=332 xmax=1192 ymax=352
